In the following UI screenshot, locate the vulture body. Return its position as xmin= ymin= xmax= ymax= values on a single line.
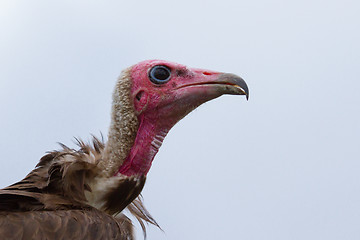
xmin=0 ymin=60 xmax=249 ymax=240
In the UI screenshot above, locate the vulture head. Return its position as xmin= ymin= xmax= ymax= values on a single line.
xmin=101 ymin=60 xmax=249 ymax=178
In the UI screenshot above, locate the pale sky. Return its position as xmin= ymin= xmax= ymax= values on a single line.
xmin=0 ymin=0 xmax=359 ymax=239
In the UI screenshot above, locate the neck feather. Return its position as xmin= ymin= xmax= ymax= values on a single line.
xmin=100 ymin=68 xmax=139 ymax=177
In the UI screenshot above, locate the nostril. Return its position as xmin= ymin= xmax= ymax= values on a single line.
xmin=135 ymin=91 xmax=143 ymax=101
xmin=203 ymin=72 xmax=212 ymax=76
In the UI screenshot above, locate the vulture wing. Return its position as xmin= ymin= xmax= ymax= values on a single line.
xmin=0 ymin=209 xmax=133 ymax=240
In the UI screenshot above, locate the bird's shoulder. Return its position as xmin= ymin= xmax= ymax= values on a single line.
xmin=0 ymin=139 xmax=103 ymax=211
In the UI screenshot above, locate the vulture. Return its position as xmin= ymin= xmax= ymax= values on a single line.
xmin=0 ymin=60 xmax=249 ymax=240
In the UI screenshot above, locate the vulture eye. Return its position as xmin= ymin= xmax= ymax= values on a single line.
xmin=149 ymin=65 xmax=171 ymax=84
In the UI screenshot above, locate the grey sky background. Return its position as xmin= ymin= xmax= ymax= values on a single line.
xmin=0 ymin=0 xmax=359 ymax=239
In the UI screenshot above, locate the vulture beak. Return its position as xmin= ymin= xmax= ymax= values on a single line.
xmin=214 ymin=73 xmax=249 ymax=100
xmin=175 ymin=70 xmax=249 ymax=100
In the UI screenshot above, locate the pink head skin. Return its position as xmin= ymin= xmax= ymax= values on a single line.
xmin=117 ymin=60 xmax=249 ymax=177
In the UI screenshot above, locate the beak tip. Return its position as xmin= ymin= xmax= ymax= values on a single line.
xmin=220 ymin=73 xmax=249 ymax=100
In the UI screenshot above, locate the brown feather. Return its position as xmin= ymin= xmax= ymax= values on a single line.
xmin=0 ymin=137 xmax=158 ymax=239
xmin=0 ymin=209 xmax=133 ymax=240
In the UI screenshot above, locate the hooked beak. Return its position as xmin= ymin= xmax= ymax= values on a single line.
xmin=176 ymin=72 xmax=249 ymax=100
xmin=215 ymin=73 xmax=249 ymax=100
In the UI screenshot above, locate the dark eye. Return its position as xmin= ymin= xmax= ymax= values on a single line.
xmin=149 ymin=65 xmax=171 ymax=84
